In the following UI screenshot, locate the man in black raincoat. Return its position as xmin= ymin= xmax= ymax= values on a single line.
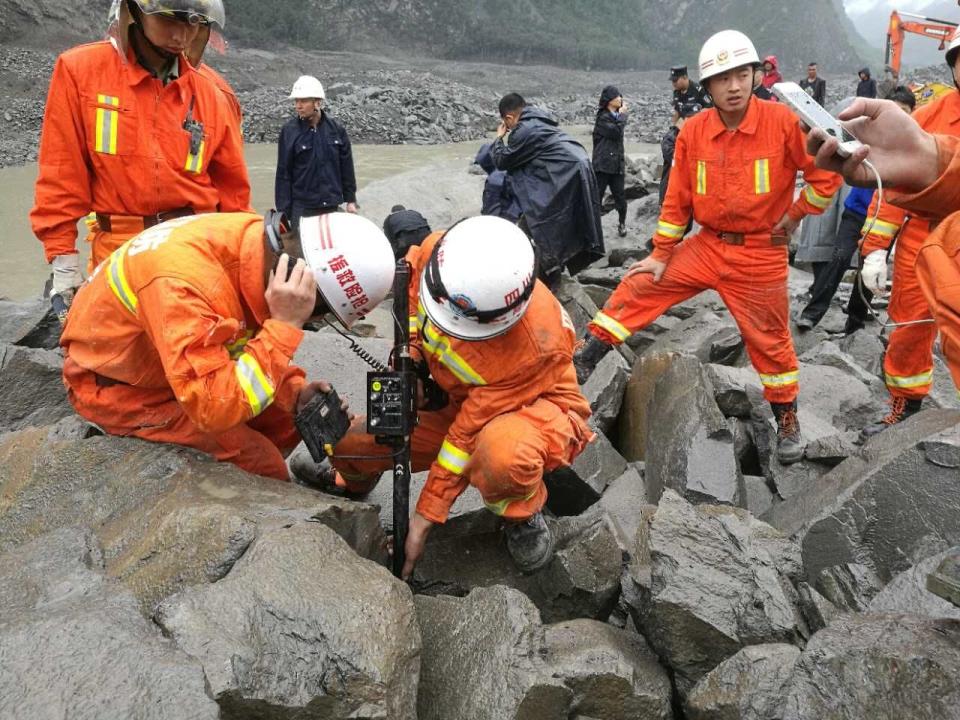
xmin=491 ymin=94 xmax=604 ymax=288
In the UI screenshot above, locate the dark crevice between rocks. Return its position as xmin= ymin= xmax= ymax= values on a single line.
xmin=15 ymin=309 xmax=61 ymax=350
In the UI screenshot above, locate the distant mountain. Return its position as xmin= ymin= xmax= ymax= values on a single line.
xmin=1 ymin=0 xmax=865 ymax=72
xmin=845 ymin=0 xmax=959 ymax=69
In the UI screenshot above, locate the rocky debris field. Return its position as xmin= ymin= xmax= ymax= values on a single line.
xmin=2 ymin=157 xmax=960 ymax=718
xmin=6 ymin=36 xmax=942 ymax=168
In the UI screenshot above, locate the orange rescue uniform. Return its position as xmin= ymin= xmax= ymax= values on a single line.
xmin=857 ymin=91 xmax=960 ymax=400
xmin=588 ymin=97 xmax=841 ymax=403
xmin=887 ymin=133 xmax=960 ymax=391
xmin=60 ymin=213 xmax=306 ymax=480
xmin=332 ymin=232 xmax=594 ymax=524
xmin=30 ymin=41 xmax=252 ymax=270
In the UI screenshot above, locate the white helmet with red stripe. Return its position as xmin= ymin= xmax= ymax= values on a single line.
xmin=698 ymin=30 xmax=760 ymax=83
xmin=299 ymin=213 xmax=395 ymax=327
xmin=420 ymin=215 xmax=537 ymax=341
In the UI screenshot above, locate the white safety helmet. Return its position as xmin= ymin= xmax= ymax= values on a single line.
xmin=298 ymin=213 xmax=395 ymax=327
xmin=698 ymin=30 xmax=760 ymax=83
xmin=420 ymin=216 xmax=538 ymax=341
xmin=289 ymin=75 xmax=326 ymax=100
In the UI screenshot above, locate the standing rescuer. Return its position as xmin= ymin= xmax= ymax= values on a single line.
xmin=60 ymin=212 xmax=395 ymax=480
xmin=574 ymin=30 xmax=841 ymax=465
xmin=31 ymin=0 xmax=252 ymax=310
xmin=275 ymin=75 xmax=358 ymax=229
xmin=330 ymin=216 xmax=594 ymax=578
xmin=855 ymin=35 xmax=960 ymax=436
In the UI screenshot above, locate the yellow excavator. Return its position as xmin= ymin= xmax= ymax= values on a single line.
xmin=884 ymin=7 xmax=958 ymax=106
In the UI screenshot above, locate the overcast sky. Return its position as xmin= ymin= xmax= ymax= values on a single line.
xmin=843 ymin=0 xmax=957 ymax=66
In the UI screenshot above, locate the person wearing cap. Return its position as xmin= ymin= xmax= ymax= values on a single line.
xmin=592 ymin=85 xmax=629 ymax=238
xmin=30 ymin=0 xmax=252 ymax=318
xmin=575 ymin=30 xmax=841 ymax=465
xmin=330 ymin=215 xmax=594 ymax=577
xmin=662 ymin=66 xmax=712 ymax=206
xmin=59 ymin=211 xmax=395 ymax=481
xmin=275 ymin=75 xmax=358 ymax=229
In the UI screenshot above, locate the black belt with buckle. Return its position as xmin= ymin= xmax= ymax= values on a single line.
xmin=95 ymin=207 xmax=195 ymax=233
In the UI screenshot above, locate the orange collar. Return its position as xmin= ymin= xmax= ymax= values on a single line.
xmin=705 ymin=95 xmax=760 ymax=138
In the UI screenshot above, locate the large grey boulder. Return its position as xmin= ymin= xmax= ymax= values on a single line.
xmin=545 ymin=431 xmax=628 ymax=516
xmin=626 ymin=490 xmax=807 ymax=695
xmin=415 ymin=586 xmax=673 ymax=720
xmin=0 ymin=529 xmax=218 ymax=720
xmin=868 ymin=549 xmax=960 ymax=620
xmin=764 ymin=410 xmax=960 ymax=584
xmin=644 ymin=354 xmax=742 ymax=506
xmin=782 ymin=614 xmax=960 ymax=720
xmin=0 ymin=343 xmax=72 ymax=432
xmin=0 ymin=429 xmax=386 ymax=611
xmin=685 ymin=644 xmax=801 ymax=720
xmin=618 ymin=351 xmax=679 ymax=461
xmin=597 ymin=464 xmax=649 ymax=552
xmin=414 ymin=512 xmax=621 ymax=623
xmin=156 ymin=522 xmax=420 ymax=720
xmin=582 ymin=348 xmax=629 ymax=434
xmin=0 ymin=298 xmax=60 ymax=349
xmin=837 ymin=329 xmax=885 ymax=378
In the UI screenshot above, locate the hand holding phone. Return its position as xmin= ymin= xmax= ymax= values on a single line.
xmin=773 ymin=82 xmax=863 ymax=157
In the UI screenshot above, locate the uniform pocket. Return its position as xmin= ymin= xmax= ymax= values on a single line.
xmin=86 ymin=95 xmax=136 ymax=157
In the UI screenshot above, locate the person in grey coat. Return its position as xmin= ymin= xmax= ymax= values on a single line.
xmin=491 ymin=93 xmax=604 ymax=288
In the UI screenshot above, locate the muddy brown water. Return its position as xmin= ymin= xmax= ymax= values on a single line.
xmin=1 ymin=129 xmax=653 ymax=300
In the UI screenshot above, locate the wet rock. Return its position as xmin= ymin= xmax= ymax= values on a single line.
xmin=413 ymin=513 xmax=621 ymax=623
xmin=0 ymin=429 xmax=386 ymax=610
xmin=837 ymin=330 xmax=884 ymax=377
xmin=545 ymin=432 xmax=628 ymax=516
xmin=415 ymin=586 xmax=673 ymax=720
xmin=706 ymin=364 xmax=761 ymax=418
xmin=365 ymin=469 xmax=486 ymax=532
xmin=764 ymin=410 xmax=960 ymax=584
xmin=618 ymin=351 xmax=676 ymax=461
xmin=743 ymin=475 xmax=774 ymax=517
xmin=799 ymin=340 xmax=884 ymax=389
xmin=0 ymin=343 xmax=72 ymax=432
xmin=582 ymin=349 xmax=629 ymax=434
xmin=814 ymin=562 xmax=883 ymax=612
xmin=156 ymin=523 xmax=419 ymax=720
xmin=643 ymin=309 xmax=742 ymax=365
xmin=931 ymin=354 xmax=960 ymax=410
xmin=685 ymin=644 xmax=801 ymax=720
xmin=556 ymin=274 xmax=600 ymax=339
xmin=0 ymin=529 xmax=218 ymax=720
xmin=580 ymin=282 xmax=613 ymax=309
xmin=795 ymin=582 xmax=839 ymax=634
xmin=868 ymin=549 xmax=960 ymax=620
xmin=644 ymin=354 xmax=741 ymax=506
xmin=781 ymin=614 xmax=960 ymax=720
xmin=597 ymin=465 xmax=648 ymax=552
xmin=802 ymin=430 xmax=860 ymax=466
xmin=0 ymin=298 xmax=60 ymax=349
xmin=577 ymin=265 xmax=628 ymax=289
xmin=626 ymin=490 xmax=806 ymax=696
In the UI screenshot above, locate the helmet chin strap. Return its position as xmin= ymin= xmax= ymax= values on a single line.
xmin=126 ymin=0 xmax=177 ymax=64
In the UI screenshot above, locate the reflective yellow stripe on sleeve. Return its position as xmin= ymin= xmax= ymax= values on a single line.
xmin=803 ymin=185 xmax=832 ymax=210
xmin=591 ymin=311 xmax=631 ymax=343
xmin=758 ymin=370 xmax=800 ymax=388
xmin=484 ymin=489 xmax=538 ymax=516
xmin=754 ymin=158 xmax=770 ymax=194
xmin=436 ymin=439 xmax=470 ymax=475
xmin=863 ymin=218 xmax=900 ymax=239
xmin=421 ymin=321 xmax=487 ymax=385
xmin=234 ymin=352 xmax=275 ymax=416
xmin=656 ymin=219 xmax=686 ymax=239
xmin=884 ymin=370 xmax=933 ymax=389
xmin=106 ymin=245 xmax=138 ymax=315
xmin=95 ymin=94 xmax=119 ymax=155
xmin=184 ymin=140 xmax=206 ymax=174
xmin=696 ymin=160 xmax=707 ymax=195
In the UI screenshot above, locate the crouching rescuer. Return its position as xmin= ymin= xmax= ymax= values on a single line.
xmin=330 ymin=216 xmax=595 ymax=577
xmin=574 ymin=30 xmax=841 ymax=465
xmin=60 ymin=211 xmax=394 ymax=480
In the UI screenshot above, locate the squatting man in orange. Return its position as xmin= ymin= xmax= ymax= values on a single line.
xmin=329 ymin=216 xmax=595 ymax=578
xmin=60 ymin=212 xmax=395 ymax=482
xmin=574 ymin=30 xmax=841 ymax=464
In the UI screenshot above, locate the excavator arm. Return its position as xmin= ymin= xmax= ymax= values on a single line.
xmin=885 ymin=9 xmax=958 ymax=77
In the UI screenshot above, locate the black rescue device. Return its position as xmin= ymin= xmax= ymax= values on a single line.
xmin=294 ymin=386 xmax=351 ymax=464
xmin=368 ymin=259 xmax=417 ymax=578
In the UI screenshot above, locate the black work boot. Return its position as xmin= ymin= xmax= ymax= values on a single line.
xmin=771 ymin=401 xmax=804 ymax=465
xmin=573 ymin=335 xmax=614 ymax=385
xmin=504 ymin=512 xmax=555 ymax=574
xmin=860 ymin=396 xmax=923 ymax=440
xmin=617 ymin=221 xmax=627 ymax=238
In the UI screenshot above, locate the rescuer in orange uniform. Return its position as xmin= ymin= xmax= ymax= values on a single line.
xmin=31 ymin=0 xmax=252 ymax=312
xmin=331 ymin=216 xmax=594 ymax=577
xmin=574 ymin=30 xmax=842 ymax=465
xmin=854 ymin=38 xmax=960 ymax=436
xmin=60 ymin=212 xmax=395 ymax=481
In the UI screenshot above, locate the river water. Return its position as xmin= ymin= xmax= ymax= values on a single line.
xmin=1 ymin=129 xmax=653 ymax=300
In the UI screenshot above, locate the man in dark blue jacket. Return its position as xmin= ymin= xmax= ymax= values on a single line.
xmin=275 ymin=75 xmax=358 ymax=228
xmin=475 ymin=143 xmax=522 ymax=223
xmin=593 ymin=85 xmax=628 ymax=238
xmin=491 ymin=93 xmax=604 ymax=288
